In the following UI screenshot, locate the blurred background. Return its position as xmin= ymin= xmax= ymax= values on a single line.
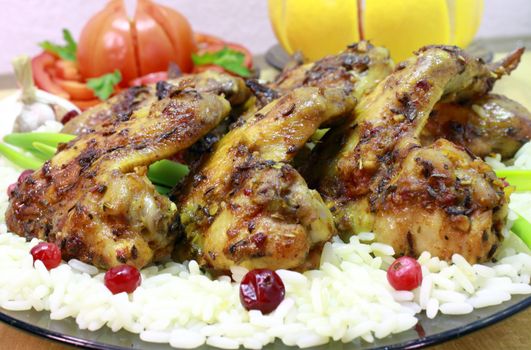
xmin=0 ymin=0 xmax=530 ymax=75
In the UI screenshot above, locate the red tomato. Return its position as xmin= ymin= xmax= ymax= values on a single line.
xmin=194 ymin=33 xmax=225 ymax=50
xmin=54 ymin=60 xmax=82 ymax=81
xmin=55 ymin=79 xmax=95 ymax=100
xmin=129 ymin=71 xmax=169 ymax=86
xmin=387 ymin=256 xmax=423 ymax=291
xmin=77 ymin=0 xmax=195 ymax=86
xmin=192 ymin=36 xmax=253 ymax=76
xmin=31 ymin=52 xmax=69 ymax=99
xmin=192 ymin=64 xmax=226 ymax=74
xmin=71 ymin=99 xmax=101 ymax=111
xmin=138 ymin=0 xmax=195 ymax=73
xmin=77 ymin=0 xmax=139 ymax=86
xmin=198 ymin=41 xmax=253 ymax=69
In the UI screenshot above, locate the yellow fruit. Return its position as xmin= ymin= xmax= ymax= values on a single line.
xmin=268 ymin=0 xmax=293 ymax=54
xmin=452 ymin=0 xmax=484 ymax=47
xmin=272 ymin=0 xmax=360 ymax=61
xmin=268 ymin=0 xmax=484 ymax=63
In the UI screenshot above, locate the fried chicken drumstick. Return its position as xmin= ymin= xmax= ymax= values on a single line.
xmin=314 ymin=46 xmax=523 ymax=263
xmin=178 ymin=87 xmax=356 ymax=270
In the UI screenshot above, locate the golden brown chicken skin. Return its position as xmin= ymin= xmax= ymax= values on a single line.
xmin=237 ymin=41 xmax=393 ymax=131
xmin=62 ymin=71 xmax=250 ymax=135
xmin=315 ymin=46 xmax=523 ymax=263
xmin=244 ymin=41 xmax=393 ymax=112
xmin=178 ymin=87 xmax=356 ymax=271
xmin=421 ymin=94 xmax=531 ymax=159
xmin=6 ymin=90 xmax=231 ymax=270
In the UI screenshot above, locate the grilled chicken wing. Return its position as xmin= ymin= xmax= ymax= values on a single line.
xmin=272 ymin=42 xmax=393 ymax=99
xmin=421 ymin=94 xmax=531 ymax=159
xmin=315 ymin=46 xmax=522 ymax=263
xmin=62 ymin=71 xmax=250 ymax=135
xmin=7 ymin=90 xmax=231 ymax=269
xmin=178 ymin=87 xmax=356 ymax=271
xmin=240 ymin=42 xmax=393 ymax=123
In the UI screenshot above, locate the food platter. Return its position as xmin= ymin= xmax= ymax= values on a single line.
xmin=0 ymin=3 xmax=530 ymax=347
xmin=0 ymin=77 xmax=529 ymax=348
xmin=0 ymin=295 xmax=529 ymax=349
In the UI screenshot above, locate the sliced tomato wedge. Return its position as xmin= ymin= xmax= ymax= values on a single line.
xmin=192 ymin=64 xmax=226 ymax=74
xmin=55 ymin=79 xmax=96 ymax=100
xmin=194 ymin=33 xmax=225 ymax=49
xmin=129 ymin=71 xmax=168 ymax=86
xmin=194 ymin=33 xmax=252 ymax=69
xmin=31 ymin=52 xmax=69 ymax=99
xmin=54 ymin=60 xmax=82 ymax=81
xmin=71 ymin=98 xmax=100 ymax=111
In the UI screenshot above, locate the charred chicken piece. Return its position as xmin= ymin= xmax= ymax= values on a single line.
xmin=316 ymin=46 xmax=523 ymax=263
xmin=62 ymin=71 xmax=250 ymax=135
xmin=178 ymin=87 xmax=356 ymax=271
xmin=6 ymin=90 xmax=231 ymax=270
xmin=421 ymin=94 xmax=531 ymax=159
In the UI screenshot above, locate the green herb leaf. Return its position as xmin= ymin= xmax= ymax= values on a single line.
xmin=86 ymin=70 xmax=122 ymax=100
xmin=39 ymin=29 xmax=77 ymax=61
xmin=192 ymin=47 xmax=251 ymax=77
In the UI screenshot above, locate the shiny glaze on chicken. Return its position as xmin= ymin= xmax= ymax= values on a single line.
xmin=422 ymin=93 xmax=531 ymax=159
xmin=315 ymin=46 xmax=521 ymax=263
xmin=7 ymin=90 xmax=231 ymax=269
xmin=178 ymin=87 xmax=356 ymax=270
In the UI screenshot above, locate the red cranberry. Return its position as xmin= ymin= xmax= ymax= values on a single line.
xmin=387 ymin=256 xmax=423 ymax=291
xmin=7 ymin=183 xmax=17 ymax=198
xmin=17 ymin=169 xmax=34 ymax=184
xmin=239 ymin=269 xmax=285 ymax=314
xmin=30 ymin=242 xmax=62 ymax=270
xmin=104 ymin=265 xmax=142 ymax=294
xmin=61 ymin=110 xmax=80 ymax=124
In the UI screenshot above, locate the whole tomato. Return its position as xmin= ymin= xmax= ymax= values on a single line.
xmin=77 ymin=0 xmax=196 ymax=86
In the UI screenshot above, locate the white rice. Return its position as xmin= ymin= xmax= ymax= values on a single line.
xmin=0 ymin=122 xmax=530 ymax=348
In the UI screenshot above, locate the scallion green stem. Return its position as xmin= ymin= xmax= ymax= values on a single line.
xmin=0 ymin=143 xmax=43 ymax=170
xmin=4 ymin=132 xmax=75 ymax=150
xmin=148 ymin=160 xmax=189 ymax=188
xmin=512 ymin=214 xmax=531 ymax=249
xmin=27 ymin=148 xmax=51 ymax=162
xmin=32 ymin=142 xmax=57 ymax=158
xmin=495 ymin=169 xmax=531 ymax=192
xmin=2 ymin=132 xmax=189 ymax=191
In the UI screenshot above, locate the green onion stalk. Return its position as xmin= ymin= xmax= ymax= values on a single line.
xmin=0 ymin=132 xmax=189 ymax=195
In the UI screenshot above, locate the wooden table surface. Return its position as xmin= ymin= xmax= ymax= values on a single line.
xmin=1 ymin=52 xmax=531 ymax=349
